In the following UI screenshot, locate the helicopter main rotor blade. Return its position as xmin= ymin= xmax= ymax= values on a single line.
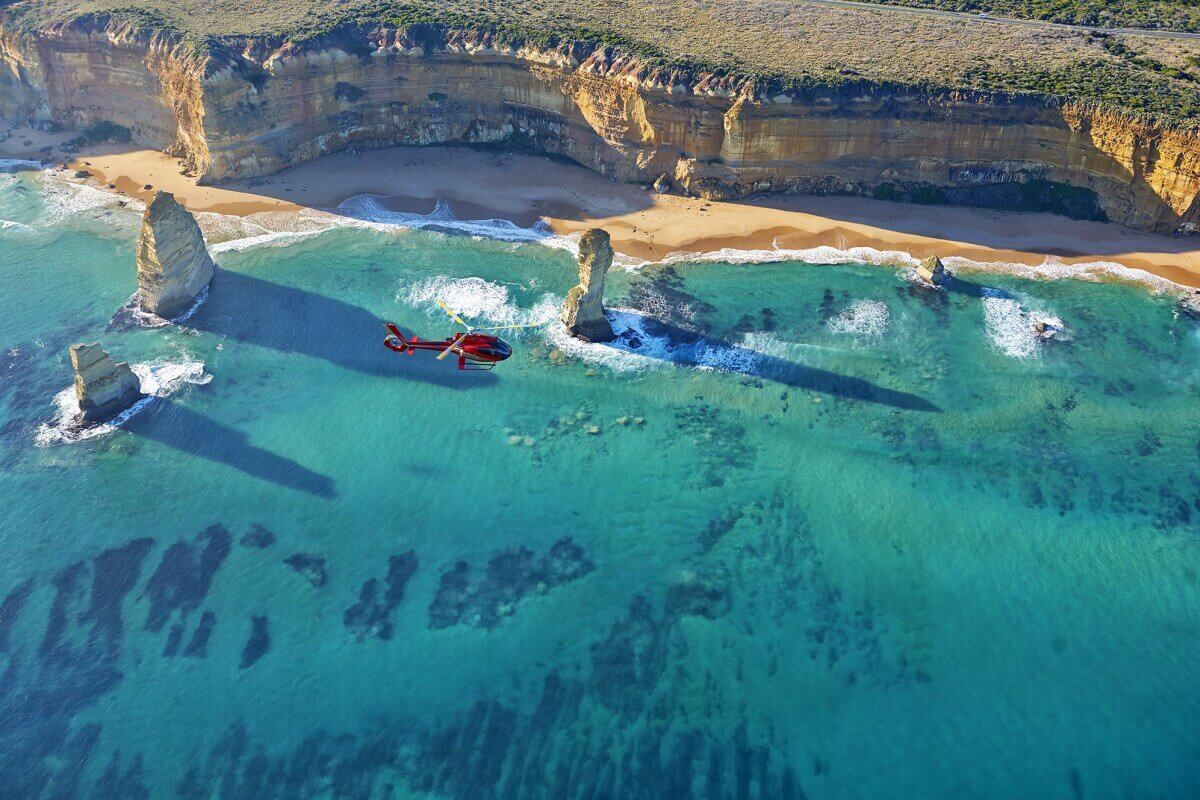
xmin=437 ymin=333 xmax=467 ymax=360
xmin=436 ymin=299 xmax=471 ymax=330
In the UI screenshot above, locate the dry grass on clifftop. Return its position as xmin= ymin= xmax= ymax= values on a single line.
xmin=7 ymin=0 xmax=1200 ymax=122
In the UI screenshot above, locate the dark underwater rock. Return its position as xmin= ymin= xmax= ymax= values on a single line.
xmin=0 ymin=578 xmax=35 ymax=653
xmin=184 ymin=611 xmax=217 ymax=658
xmin=163 ymin=622 xmax=185 ymax=657
xmin=92 ymin=751 xmax=151 ymax=800
xmin=143 ymin=525 xmax=232 ymax=633
xmin=239 ymin=615 xmax=270 ymax=669
xmin=428 ymin=538 xmax=595 ymax=630
xmin=240 ymin=524 xmax=276 ymax=549
xmin=343 ymin=552 xmax=418 ymax=641
xmin=0 ymin=537 xmax=154 ymax=798
xmin=284 ymin=553 xmax=328 ymax=588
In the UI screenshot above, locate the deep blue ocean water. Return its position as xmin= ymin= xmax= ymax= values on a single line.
xmin=2 ymin=162 xmax=1199 ymax=799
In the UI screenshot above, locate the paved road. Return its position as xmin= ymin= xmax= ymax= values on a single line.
xmin=800 ymin=0 xmax=1200 ymax=41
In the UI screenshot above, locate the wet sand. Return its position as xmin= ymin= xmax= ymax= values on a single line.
xmin=6 ymin=126 xmax=1200 ymax=288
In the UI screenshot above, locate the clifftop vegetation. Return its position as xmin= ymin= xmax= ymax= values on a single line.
xmin=6 ymin=0 xmax=1200 ymax=125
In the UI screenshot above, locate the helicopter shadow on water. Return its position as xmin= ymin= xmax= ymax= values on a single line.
xmin=124 ymin=399 xmax=338 ymax=498
xmin=183 ymin=268 xmax=498 ymax=388
xmin=122 ymin=268 xmax=499 ymax=496
xmin=605 ymin=312 xmax=942 ymax=413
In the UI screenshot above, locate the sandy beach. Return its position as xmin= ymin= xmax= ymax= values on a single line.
xmin=6 ymin=120 xmax=1200 ymax=288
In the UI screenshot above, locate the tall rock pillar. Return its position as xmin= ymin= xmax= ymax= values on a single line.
xmin=561 ymin=228 xmax=616 ymax=342
xmin=136 ymin=191 xmax=215 ymax=317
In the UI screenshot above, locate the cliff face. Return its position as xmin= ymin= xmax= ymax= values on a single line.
xmin=4 ymin=20 xmax=1200 ymax=233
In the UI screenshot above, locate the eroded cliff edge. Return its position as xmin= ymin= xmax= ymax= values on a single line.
xmin=4 ymin=18 xmax=1200 ymax=233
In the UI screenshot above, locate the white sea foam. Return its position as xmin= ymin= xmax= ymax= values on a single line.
xmin=981 ymin=289 xmax=1064 ymax=359
xmin=36 ymin=358 xmax=211 ymax=446
xmin=34 ymin=176 xmax=1185 ymax=295
xmin=650 ymin=240 xmax=1184 ymax=293
xmin=38 ymin=178 xmax=141 ymax=228
xmin=0 ymin=218 xmax=34 ymax=233
xmin=112 ymin=285 xmax=210 ymax=329
xmin=202 ymin=208 xmax=340 ymax=253
xmin=337 ymin=194 xmax=557 ymax=243
xmin=827 ymin=299 xmax=891 ymax=339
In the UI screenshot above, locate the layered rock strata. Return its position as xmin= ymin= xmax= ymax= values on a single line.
xmin=69 ymin=342 xmax=143 ymax=421
xmin=916 ymin=256 xmax=947 ymax=286
xmin=4 ymin=21 xmax=1200 ymax=232
xmin=136 ymin=190 xmax=215 ymax=317
xmin=562 ymin=228 xmax=615 ymax=342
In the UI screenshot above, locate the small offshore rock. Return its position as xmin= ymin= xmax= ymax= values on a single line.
xmin=561 ymin=228 xmax=616 ymax=342
xmin=283 ymin=553 xmax=328 ymax=588
xmin=69 ymin=342 xmax=144 ymax=422
xmin=915 ymin=256 xmax=947 ymax=286
xmin=72 ymin=169 xmax=90 ymax=179
xmin=136 ymin=190 xmax=215 ymax=317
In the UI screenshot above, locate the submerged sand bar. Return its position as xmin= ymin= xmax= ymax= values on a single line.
xmin=9 ymin=131 xmax=1200 ymax=289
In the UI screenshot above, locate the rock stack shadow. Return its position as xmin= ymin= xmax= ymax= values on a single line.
xmin=124 ymin=399 xmax=336 ymax=497
xmin=186 ymin=268 xmax=496 ymax=388
xmin=611 ymin=313 xmax=941 ymax=412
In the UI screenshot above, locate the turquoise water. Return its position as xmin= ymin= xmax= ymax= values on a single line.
xmin=2 ymin=163 xmax=1199 ymax=800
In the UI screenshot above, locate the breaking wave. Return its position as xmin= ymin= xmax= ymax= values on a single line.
xmin=39 ymin=177 xmax=142 ymax=229
xmin=36 ymin=359 xmax=211 ymax=446
xmin=827 ymin=299 xmax=891 ymax=340
xmin=981 ymin=288 xmax=1064 ymax=359
xmin=29 ymin=177 xmax=1184 ymax=295
xmin=110 ymin=285 xmax=210 ymax=329
xmin=0 ymin=218 xmax=34 ymax=233
xmin=337 ymin=195 xmax=558 ymax=243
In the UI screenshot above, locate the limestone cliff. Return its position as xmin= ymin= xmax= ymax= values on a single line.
xmin=69 ymin=342 xmax=143 ymax=421
xmin=5 ymin=19 xmax=1200 ymax=233
xmin=136 ymin=190 xmax=215 ymax=317
xmin=562 ymin=229 xmax=615 ymax=342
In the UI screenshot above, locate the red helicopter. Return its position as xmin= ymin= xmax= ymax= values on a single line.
xmin=383 ymin=299 xmax=538 ymax=370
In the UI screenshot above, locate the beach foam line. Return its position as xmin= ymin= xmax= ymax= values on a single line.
xmin=337 ymin=194 xmax=559 ymax=243
xmin=45 ymin=177 xmax=1188 ymax=295
xmin=35 ymin=358 xmax=211 ymax=446
xmin=650 ymin=239 xmax=1184 ymax=293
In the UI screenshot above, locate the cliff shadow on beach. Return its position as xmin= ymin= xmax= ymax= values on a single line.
xmin=124 ymin=399 xmax=337 ymax=497
xmin=186 ymin=268 xmax=496 ymax=389
xmin=607 ymin=312 xmax=941 ymax=413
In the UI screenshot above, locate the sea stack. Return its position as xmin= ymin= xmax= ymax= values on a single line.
xmin=561 ymin=228 xmax=616 ymax=342
xmin=136 ymin=191 xmax=215 ymax=318
xmin=916 ymin=256 xmax=948 ymax=286
xmin=69 ymin=343 xmax=144 ymax=422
